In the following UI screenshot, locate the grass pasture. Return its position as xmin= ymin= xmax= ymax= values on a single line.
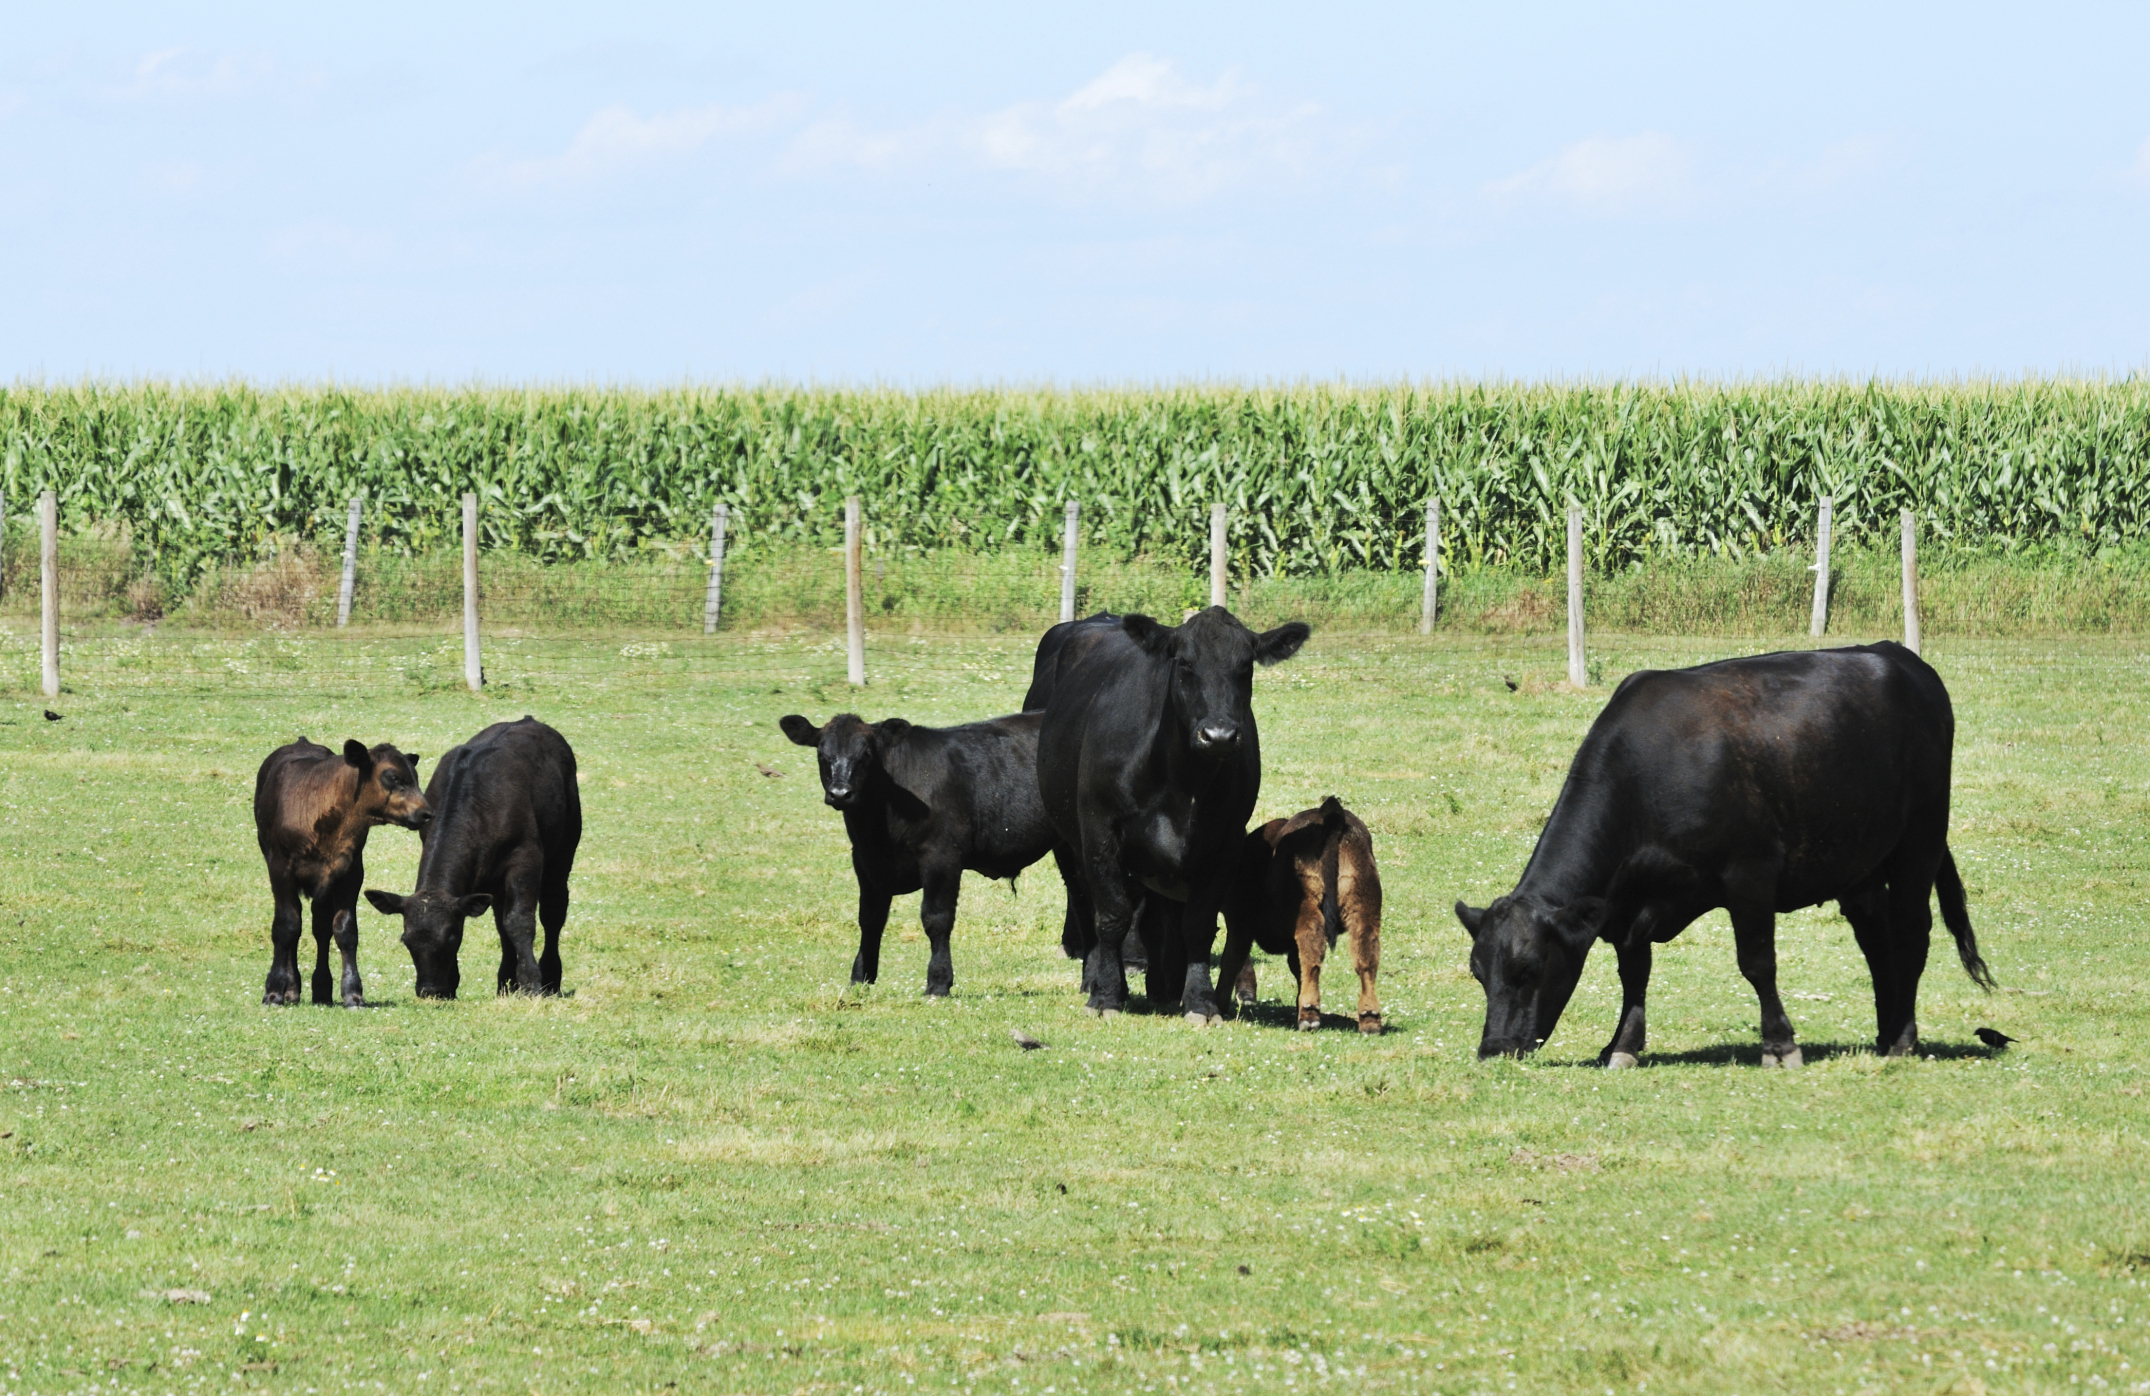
xmin=2 ymin=622 xmax=2148 ymax=1395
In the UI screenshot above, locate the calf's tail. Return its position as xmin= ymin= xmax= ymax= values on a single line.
xmin=1936 ymin=846 xmax=1996 ymax=991
xmin=1318 ymin=796 xmax=1346 ymax=946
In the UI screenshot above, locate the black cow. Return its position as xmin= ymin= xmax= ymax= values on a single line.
xmin=779 ymin=710 xmax=1056 ymax=996
xmin=364 ymin=716 xmax=582 ymax=999
xmin=1022 ymin=612 xmax=1123 ymax=712
xmin=1038 ymin=606 xmax=1310 ymax=1022
xmin=253 ymin=738 xmax=430 ymax=1007
xmin=1453 ymin=643 xmax=1994 ymax=1066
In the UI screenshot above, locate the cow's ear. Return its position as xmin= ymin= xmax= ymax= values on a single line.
xmin=1454 ymin=900 xmax=1485 ymax=939
xmin=363 ymin=889 xmax=405 ymax=916
xmin=343 ymin=739 xmax=373 ymax=769
xmin=778 ymin=714 xmax=821 ymax=747
xmin=1120 ymin=613 xmax=1174 ymax=657
xmin=404 ymin=752 xmax=421 ymax=768
xmin=456 ymin=894 xmax=493 ymax=918
xmin=1254 ymin=622 xmax=1311 ymax=666
xmin=875 ymin=718 xmax=913 ymax=746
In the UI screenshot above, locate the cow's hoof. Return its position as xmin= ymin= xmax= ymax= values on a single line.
xmin=1085 ymin=1007 xmax=1122 ymax=1020
xmin=1761 ymin=1046 xmax=1803 ymax=1068
xmin=1605 ymin=1051 xmax=1640 ymax=1070
xmin=343 ymin=997 xmax=366 ymax=1010
xmin=1296 ymin=1015 xmax=1321 ymax=1032
xmin=1184 ymin=1010 xmax=1213 ymax=1027
xmin=1358 ymin=1014 xmax=1384 ymax=1035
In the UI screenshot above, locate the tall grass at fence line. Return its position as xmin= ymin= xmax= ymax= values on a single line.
xmin=5 ymin=531 xmax=2148 ymax=637
xmin=4 ymin=377 xmax=2149 ymax=591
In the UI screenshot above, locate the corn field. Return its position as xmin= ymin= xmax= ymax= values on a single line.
xmin=2 ymin=379 xmax=2145 ymax=585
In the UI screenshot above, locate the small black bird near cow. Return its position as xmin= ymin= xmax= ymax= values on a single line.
xmin=779 ymin=709 xmax=1060 ymax=997
xmin=1975 ymin=1027 xmax=2018 ymax=1049
xmin=365 ymin=716 xmax=582 ymax=999
xmin=253 ymin=737 xmax=431 ymax=1007
xmin=43 ymin=709 xmax=62 ymax=721
xmin=1455 ymin=642 xmax=1994 ymax=1067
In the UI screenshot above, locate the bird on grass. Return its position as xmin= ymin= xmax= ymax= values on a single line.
xmin=1975 ymin=1027 xmax=2018 ymax=1049
xmin=754 ymin=762 xmax=782 ymax=778
xmin=1011 ymin=1028 xmax=1045 ymax=1051
xmin=44 ymin=710 xmax=63 ymax=721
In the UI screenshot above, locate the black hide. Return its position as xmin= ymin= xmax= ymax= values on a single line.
xmin=364 ymin=716 xmax=582 ymax=1000
xmin=1454 ymin=643 xmax=1993 ymax=1064
xmin=1036 ymin=606 xmax=1309 ymax=1021
xmin=779 ymin=709 xmax=1058 ymax=996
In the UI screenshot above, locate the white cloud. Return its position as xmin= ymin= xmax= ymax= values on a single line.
xmin=2130 ymin=136 xmax=2150 ymax=187
xmin=106 ymin=47 xmax=280 ymax=102
xmin=485 ymin=95 xmax=806 ymax=188
xmin=784 ymin=53 xmax=1332 ymax=203
xmin=1490 ymin=132 xmax=1696 ymax=216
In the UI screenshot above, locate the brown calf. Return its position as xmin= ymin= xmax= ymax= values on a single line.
xmin=253 ymin=738 xmax=431 ymax=1006
xmin=1216 ymin=796 xmax=1383 ymax=1033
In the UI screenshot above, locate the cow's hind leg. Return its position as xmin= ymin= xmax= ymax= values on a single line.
xmin=263 ymin=874 xmax=305 ymax=1006
xmin=538 ymin=876 xmax=569 ymax=996
xmin=1081 ymin=853 xmax=1137 ymax=1016
xmin=1291 ymin=881 xmax=1326 ymax=1031
xmin=308 ymin=898 xmax=337 ymax=1006
xmin=919 ymin=868 xmax=960 ymax=998
xmin=1600 ymin=937 xmax=1652 ymax=1068
xmin=1342 ymin=850 xmax=1382 ymax=1034
xmin=1879 ymin=871 xmax=1935 ymax=1057
xmin=1730 ymin=902 xmax=1798 ymax=1066
xmin=1841 ymin=881 xmax=1917 ymax=1057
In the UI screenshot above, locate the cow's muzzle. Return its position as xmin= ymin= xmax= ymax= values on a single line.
xmin=1191 ymin=721 xmax=1241 ymax=754
xmin=823 ymin=785 xmax=857 ymax=808
xmin=399 ymin=808 xmax=434 ymax=829
xmin=1477 ymin=1037 xmax=1542 ymax=1061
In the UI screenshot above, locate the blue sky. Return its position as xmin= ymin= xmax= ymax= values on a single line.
xmin=4 ymin=2 xmax=2148 ymax=383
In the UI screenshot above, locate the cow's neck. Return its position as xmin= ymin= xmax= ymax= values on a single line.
xmin=1512 ymin=768 xmax=1623 ymax=907
xmin=414 ymin=813 xmax=486 ymax=894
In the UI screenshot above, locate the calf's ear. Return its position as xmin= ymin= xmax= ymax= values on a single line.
xmin=343 ymin=739 xmax=373 ymax=769
xmin=457 ymin=894 xmax=493 ymax=918
xmin=874 ymin=717 xmax=912 ymax=745
xmin=363 ymin=889 xmax=406 ymax=915
xmin=1255 ymin=621 xmax=1311 ymax=666
xmin=404 ymin=753 xmax=422 ymax=768
xmin=778 ymin=714 xmax=821 ymax=747
xmin=1120 ymin=613 xmax=1174 ymax=657
xmin=1453 ymin=900 xmax=1485 ymax=939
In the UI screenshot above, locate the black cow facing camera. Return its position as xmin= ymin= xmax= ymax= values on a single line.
xmin=1455 ymin=643 xmax=1993 ymax=1066
xmin=779 ymin=709 xmax=1061 ymax=996
xmin=364 ymin=716 xmax=582 ymax=1000
xmin=1038 ymin=606 xmax=1309 ymax=1023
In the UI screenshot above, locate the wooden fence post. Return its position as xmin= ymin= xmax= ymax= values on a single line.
xmin=1059 ymin=501 xmax=1080 ymax=624
xmin=1419 ymin=499 xmax=1440 ymax=635
xmin=703 ymin=503 xmax=730 ymax=635
xmin=845 ymin=496 xmax=866 ymax=686
xmin=1566 ymin=503 xmax=1585 ymax=688
xmin=1901 ymin=509 xmax=1921 ymax=655
xmin=1808 ymin=495 xmax=1833 ymax=639
xmin=1209 ymin=502 xmax=1228 ymax=610
xmin=40 ymin=489 xmax=59 ymax=699
xmin=336 ymin=496 xmax=362 ymax=628
xmin=462 ymin=493 xmax=482 ymax=691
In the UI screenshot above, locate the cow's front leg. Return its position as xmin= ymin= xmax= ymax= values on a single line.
xmin=320 ymin=861 xmax=365 ymax=1007
xmin=330 ymin=910 xmax=364 ymax=1007
xmin=263 ymin=876 xmax=305 ymax=1006
xmin=852 ymin=881 xmax=892 ymax=986
xmin=1601 ymin=936 xmax=1652 ymax=1067
xmin=308 ymin=904 xmax=337 ymax=1006
xmin=1177 ymin=884 xmax=1226 ymax=1025
xmin=1082 ymin=857 xmax=1136 ymax=1016
xmin=1730 ymin=903 xmax=1798 ymax=1066
xmin=494 ymin=882 xmax=543 ymax=995
xmin=919 ymin=867 xmax=961 ymax=998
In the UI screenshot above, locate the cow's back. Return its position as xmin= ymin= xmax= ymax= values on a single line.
xmin=418 ymin=717 xmax=580 ymax=881
xmin=1023 ymin=613 xmax=1122 ymax=712
xmin=879 ymin=711 xmax=1052 ymax=873
xmin=253 ymin=740 xmax=347 ymax=852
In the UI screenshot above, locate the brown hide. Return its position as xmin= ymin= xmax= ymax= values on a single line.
xmin=1218 ymin=796 xmax=1383 ymax=1032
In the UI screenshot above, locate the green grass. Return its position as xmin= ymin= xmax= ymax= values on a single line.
xmin=2 ymin=618 xmax=2147 ymax=1394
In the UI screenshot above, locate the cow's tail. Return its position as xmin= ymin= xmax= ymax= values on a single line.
xmin=1936 ymin=846 xmax=1996 ymax=991
xmin=1318 ymin=796 xmax=1347 ymax=946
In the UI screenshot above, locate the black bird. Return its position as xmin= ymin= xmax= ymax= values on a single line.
xmin=43 ymin=710 xmax=62 ymax=721
xmin=1502 ymin=676 xmax=1519 ymax=692
xmin=1010 ymin=1028 xmax=1046 ymax=1051
xmin=1975 ymin=1027 xmax=2018 ymax=1049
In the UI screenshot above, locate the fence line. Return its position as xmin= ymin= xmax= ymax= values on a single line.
xmin=1059 ymin=501 xmax=1080 ymax=624
xmin=1808 ymin=496 xmax=1834 ymax=638
xmin=462 ymin=493 xmax=482 ymax=691
xmin=1208 ymin=503 xmax=1228 ymax=610
xmin=844 ymin=496 xmax=866 ymax=686
xmin=336 ymin=497 xmax=362 ymax=628
xmin=1419 ymin=500 xmax=1439 ymax=635
xmin=1566 ymin=504 xmax=1585 ymax=687
xmin=1901 ymin=510 xmax=1921 ymax=655
xmin=41 ymin=490 xmax=59 ymax=699
xmin=703 ymin=503 xmax=730 ymax=635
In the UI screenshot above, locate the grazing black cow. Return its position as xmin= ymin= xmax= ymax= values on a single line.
xmin=253 ymin=738 xmax=430 ymax=1007
xmin=1453 ymin=643 xmax=1994 ymax=1066
xmin=779 ymin=710 xmax=1056 ymax=996
xmin=364 ymin=716 xmax=581 ymax=999
xmin=1038 ymin=606 xmax=1310 ymax=1022
xmin=1217 ymin=796 xmax=1385 ymax=1033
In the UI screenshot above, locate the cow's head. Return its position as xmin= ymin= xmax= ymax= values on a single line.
xmin=1454 ymin=894 xmax=1602 ymax=1058
xmin=778 ymin=713 xmax=911 ymax=810
xmin=344 ymin=740 xmax=431 ymax=830
xmin=362 ymin=888 xmax=492 ymax=1000
xmin=1120 ymin=608 xmax=1309 ymax=761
